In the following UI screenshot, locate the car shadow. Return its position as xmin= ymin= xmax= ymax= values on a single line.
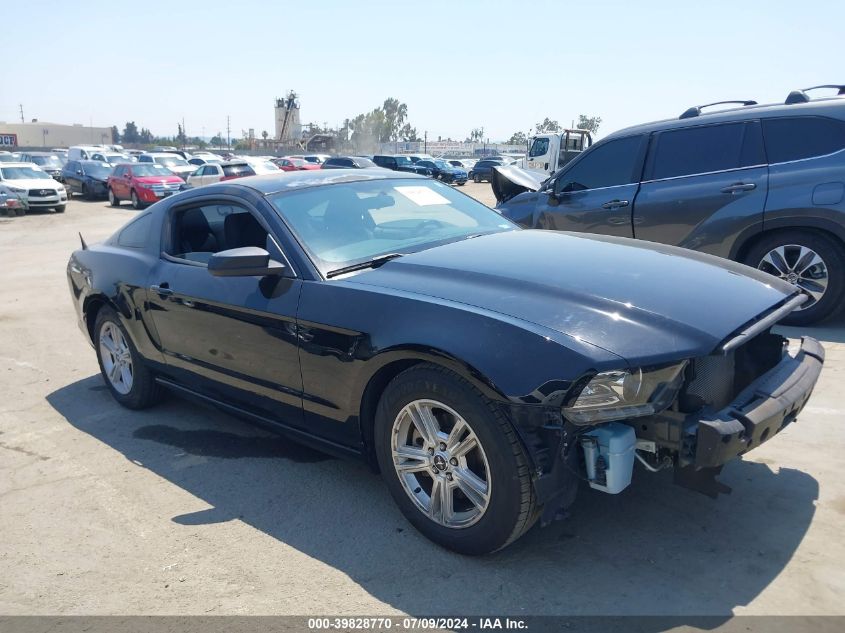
xmin=47 ymin=376 xmax=818 ymax=617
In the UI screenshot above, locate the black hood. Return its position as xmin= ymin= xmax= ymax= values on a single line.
xmin=346 ymin=230 xmax=798 ymax=365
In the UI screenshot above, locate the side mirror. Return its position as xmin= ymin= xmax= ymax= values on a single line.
xmin=208 ymin=247 xmax=285 ymax=277
xmin=76 ymin=170 xmax=83 ymax=175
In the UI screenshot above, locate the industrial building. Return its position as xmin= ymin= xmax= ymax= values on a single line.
xmin=0 ymin=121 xmax=113 ymax=149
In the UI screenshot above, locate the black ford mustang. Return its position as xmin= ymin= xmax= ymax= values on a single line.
xmin=67 ymin=169 xmax=824 ymax=554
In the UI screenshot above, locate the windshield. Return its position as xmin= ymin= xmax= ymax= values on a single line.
xmin=355 ymin=157 xmax=377 ymax=168
xmin=394 ymin=156 xmax=412 ymax=166
xmin=103 ymin=154 xmax=126 ymax=164
xmin=434 ymin=160 xmax=452 ymax=169
xmin=269 ymin=178 xmax=516 ymax=275
xmin=1 ymin=166 xmax=52 ymax=180
xmin=31 ymin=156 xmax=63 ymax=168
xmin=154 ymin=156 xmax=189 ymax=167
xmin=82 ymin=162 xmax=113 ymax=178
xmin=303 ymin=156 xmax=321 ymax=163
xmin=0 ymin=154 xmax=16 ymax=163
xmin=132 ymin=164 xmax=174 ymax=177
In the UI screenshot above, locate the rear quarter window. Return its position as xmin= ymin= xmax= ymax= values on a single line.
xmin=649 ymin=123 xmax=755 ymax=180
xmin=117 ymin=213 xmax=152 ymax=248
xmin=762 ymin=116 xmax=845 ymax=163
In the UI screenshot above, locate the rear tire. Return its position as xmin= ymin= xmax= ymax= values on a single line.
xmin=94 ymin=306 xmax=162 ymax=409
xmin=108 ymin=188 xmax=120 ymax=206
xmin=744 ymin=230 xmax=845 ymax=325
xmin=81 ymin=183 xmax=90 ymax=200
xmin=473 ymin=173 xmax=481 ymax=183
xmin=374 ymin=363 xmax=538 ymax=555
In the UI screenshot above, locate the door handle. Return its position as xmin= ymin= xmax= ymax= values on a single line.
xmin=601 ymin=199 xmax=630 ymax=209
xmin=150 ymin=283 xmax=173 ymax=297
xmin=721 ymin=182 xmax=757 ymax=194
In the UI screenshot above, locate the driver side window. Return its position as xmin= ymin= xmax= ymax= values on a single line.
xmin=529 ymin=138 xmax=549 ymax=158
xmin=165 ymin=204 xmax=269 ymax=265
xmin=557 ymin=135 xmax=644 ymax=192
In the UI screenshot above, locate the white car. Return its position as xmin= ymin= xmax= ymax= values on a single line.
xmin=186 ymin=161 xmax=255 ymax=187
xmin=0 ymin=162 xmax=68 ymax=212
xmin=242 ymin=157 xmax=280 ymax=175
xmin=90 ymin=150 xmax=134 ymax=165
xmin=1 ymin=182 xmax=28 ymax=216
xmin=137 ymin=152 xmax=195 ymax=180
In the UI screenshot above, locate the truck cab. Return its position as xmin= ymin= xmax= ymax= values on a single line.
xmin=523 ymin=129 xmax=592 ymax=176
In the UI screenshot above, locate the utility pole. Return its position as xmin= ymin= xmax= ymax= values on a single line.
xmin=182 ymin=117 xmax=186 ymax=148
xmin=19 ymin=104 xmax=24 ymax=123
xmin=226 ymin=115 xmax=231 ymax=150
xmin=424 ymin=130 xmax=427 ymax=154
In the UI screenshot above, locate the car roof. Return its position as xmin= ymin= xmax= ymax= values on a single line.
xmin=1 ymin=162 xmax=40 ymax=168
xmin=207 ymin=167 xmax=425 ymax=195
xmin=606 ymin=95 xmax=845 ymax=139
xmin=142 ymin=152 xmax=182 ymax=157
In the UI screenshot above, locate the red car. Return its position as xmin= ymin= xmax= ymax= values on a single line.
xmin=271 ymin=157 xmax=320 ymax=171
xmin=108 ymin=163 xmax=185 ymax=209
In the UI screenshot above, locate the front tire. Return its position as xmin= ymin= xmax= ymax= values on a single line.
xmin=375 ymin=364 xmax=538 ymax=555
xmin=54 ymin=205 xmax=66 ymax=213
xmin=108 ymin=188 xmax=120 ymax=206
xmin=745 ymin=230 xmax=844 ymax=325
xmin=473 ymin=173 xmax=481 ymax=183
xmin=130 ymin=190 xmax=143 ymax=210
xmin=94 ymin=306 xmax=162 ymax=409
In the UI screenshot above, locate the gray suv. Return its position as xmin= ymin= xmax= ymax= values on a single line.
xmin=495 ymin=85 xmax=845 ymax=325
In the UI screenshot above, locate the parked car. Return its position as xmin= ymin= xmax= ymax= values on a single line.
xmin=138 ymin=153 xmax=195 ymax=180
xmin=68 ymin=169 xmax=825 ymax=554
xmin=18 ymin=152 xmax=64 ymax=181
xmin=406 ymin=153 xmax=435 ymax=164
xmin=188 ymin=155 xmax=223 ymax=166
xmin=468 ymin=158 xmax=506 ymax=183
xmin=0 ymin=183 xmax=28 ymax=216
xmin=372 ymin=154 xmax=432 ymax=175
xmin=51 ymin=148 xmax=69 ymax=164
xmin=275 ymin=157 xmax=320 ymax=171
xmin=187 ymin=161 xmax=256 ymax=187
xmin=288 ymin=154 xmax=331 ymax=165
xmin=415 ymin=159 xmax=468 ymax=185
xmin=107 ymin=163 xmax=184 ymax=209
xmin=447 ymin=159 xmax=475 ymax=171
xmin=495 ymin=86 xmax=845 ymax=325
xmin=0 ymin=162 xmax=67 ymax=212
xmin=68 ymin=145 xmax=109 ymax=162
xmin=63 ymin=160 xmax=113 ymax=199
xmin=321 ymin=156 xmax=379 ymax=169
xmin=90 ymin=150 xmax=134 ymax=165
xmin=0 ymin=152 xmax=17 ymax=163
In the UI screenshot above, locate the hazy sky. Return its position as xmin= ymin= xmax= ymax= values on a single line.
xmin=2 ymin=0 xmax=843 ymax=141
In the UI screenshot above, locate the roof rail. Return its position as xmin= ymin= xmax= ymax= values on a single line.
xmin=679 ymin=100 xmax=758 ymax=120
xmin=785 ymin=84 xmax=845 ymax=105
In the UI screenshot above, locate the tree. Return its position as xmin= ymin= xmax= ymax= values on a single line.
xmin=110 ymin=126 xmax=121 ymax=144
xmin=139 ymin=128 xmax=154 ymax=144
xmin=399 ymin=123 xmax=419 ymax=142
xmin=177 ymin=123 xmax=187 ymax=148
xmin=534 ymin=118 xmax=561 ymax=133
xmin=210 ymin=133 xmax=224 ymax=147
xmin=122 ymin=121 xmax=140 ymax=144
xmin=261 ymin=130 xmax=269 ymax=142
xmin=507 ymin=131 xmax=527 ymax=145
xmin=468 ymin=128 xmax=484 ymax=142
xmin=577 ymin=114 xmax=602 ymax=135
xmin=381 ymin=97 xmax=408 ymax=142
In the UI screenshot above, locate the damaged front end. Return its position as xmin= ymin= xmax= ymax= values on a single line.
xmin=524 ymin=301 xmax=824 ymax=524
xmin=490 ymin=164 xmax=546 ymax=205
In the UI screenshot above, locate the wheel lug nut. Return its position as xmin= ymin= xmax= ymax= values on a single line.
xmin=439 ymin=442 xmax=446 ymax=451
xmin=427 ymin=447 xmax=435 ymax=455
xmin=450 ymin=458 xmax=458 ymax=466
xmin=432 ymin=466 xmax=439 ymax=474
xmin=446 ymin=472 xmax=453 ymax=481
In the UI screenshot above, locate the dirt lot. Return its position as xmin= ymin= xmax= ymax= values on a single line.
xmin=1 ymin=184 xmax=844 ymax=616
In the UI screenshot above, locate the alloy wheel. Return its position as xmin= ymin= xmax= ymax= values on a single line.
xmin=391 ymin=399 xmax=491 ymax=528
xmin=758 ymin=244 xmax=829 ymax=310
xmin=99 ymin=322 xmax=133 ymax=395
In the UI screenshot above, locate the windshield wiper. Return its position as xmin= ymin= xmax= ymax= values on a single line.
xmin=325 ymin=253 xmax=404 ymax=278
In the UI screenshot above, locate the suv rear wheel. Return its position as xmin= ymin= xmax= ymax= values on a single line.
xmin=108 ymin=188 xmax=120 ymax=207
xmin=745 ymin=230 xmax=845 ymax=325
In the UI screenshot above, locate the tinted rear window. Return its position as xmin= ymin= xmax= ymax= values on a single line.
xmin=118 ymin=213 xmax=151 ymax=248
xmin=650 ymin=123 xmax=757 ymax=180
xmin=762 ymin=116 xmax=845 ymax=163
xmin=223 ymin=164 xmax=256 ymax=177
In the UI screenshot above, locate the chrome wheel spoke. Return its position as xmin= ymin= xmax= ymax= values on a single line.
xmin=797 ymin=278 xmax=827 ymax=303
xmin=795 ymin=248 xmax=822 ymax=275
xmin=451 ymin=435 xmax=478 ymax=459
xmin=394 ymin=446 xmax=430 ymax=474
xmin=101 ymin=333 xmax=118 ymax=356
xmin=446 ymin=418 xmax=468 ymax=451
xmin=408 ymin=402 xmax=440 ymax=447
xmin=429 ymin=476 xmax=453 ymax=524
xmin=453 ymin=467 xmax=489 ymax=509
xmin=109 ymin=361 xmax=122 ymax=384
xmin=762 ymin=248 xmax=790 ymax=276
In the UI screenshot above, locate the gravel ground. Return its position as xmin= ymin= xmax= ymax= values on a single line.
xmin=1 ymin=184 xmax=843 ymax=616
